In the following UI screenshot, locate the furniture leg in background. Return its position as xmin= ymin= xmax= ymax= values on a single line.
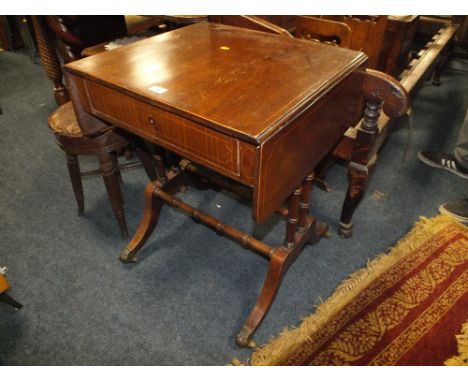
xmin=0 ymin=17 xmax=10 ymax=51
xmin=32 ymin=15 xmax=160 ymax=237
xmin=0 ymin=268 xmax=23 ymax=310
xmin=339 ymin=69 xmax=409 ymax=238
xmin=336 ymin=19 xmax=459 ymax=237
xmin=0 ymin=15 xmax=25 ymax=51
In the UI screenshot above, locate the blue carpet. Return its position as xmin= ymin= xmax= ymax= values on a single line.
xmin=0 ymin=48 xmax=466 ymax=365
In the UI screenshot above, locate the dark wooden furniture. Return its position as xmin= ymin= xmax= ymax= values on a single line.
xmin=0 ymin=15 xmax=25 ymax=51
xmin=64 ymin=22 xmax=408 ymax=346
xmin=378 ymin=16 xmax=420 ymax=76
xmin=257 ymin=15 xmax=352 ymax=47
xmin=160 ymin=15 xmax=208 ymax=30
xmin=45 ymin=16 xmax=127 ymax=63
xmin=124 ymin=15 xmax=163 ymax=35
xmin=0 ymin=270 xmax=23 ymax=310
xmin=293 ymin=16 xmax=351 ymax=46
xmin=317 ymin=16 xmax=388 ymax=70
xmin=250 ymin=15 xmax=458 ymax=236
xmin=44 ymin=16 xmax=162 ymax=63
xmin=332 ymin=18 xmax=459 ymax=236
xmin=409 ymin=17 xmax=460 ymax=86
xmin=42 ymin=15 xmax=164 ymax=101
xmin=208 ymin=15 xmax=292 ymax=36
xmin=0 ymin=16 xmax=11 ymax=51
xmin=32 ymin=16 xmax=158 ymax=237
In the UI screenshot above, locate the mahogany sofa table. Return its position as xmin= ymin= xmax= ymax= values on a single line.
xmin=63 ymin=22 xmax=408 ymax=347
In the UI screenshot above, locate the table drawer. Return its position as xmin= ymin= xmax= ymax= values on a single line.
xmin=84 ymin=80 xmax=241 ymax=178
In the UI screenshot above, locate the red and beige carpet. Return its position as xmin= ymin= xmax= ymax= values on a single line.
xmin=245 ymin=215 xmax=468 ymax=366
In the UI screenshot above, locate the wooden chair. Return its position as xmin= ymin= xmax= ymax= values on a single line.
xmin=378 ymin=16 xmax=420 ymax=76
xmin=320 ymin=16 xmax=388 ymax=69
xmin=31 ymin=16 xmax=158 ymax=237
xmin=190 ymin=16 xmax=350 ymax=46
xmin=208 ymin=15 xmax=293 ymax=36
xmin=43 ymin=15 xmax=163 ymax=63
xmin=293 ymin=16 xmax=352 ymax=46
xmin=124 ymin=15 xmax=164 ymax=35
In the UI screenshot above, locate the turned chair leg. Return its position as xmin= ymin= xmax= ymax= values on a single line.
xmin=65 ymin=152 xmax=84 ymax=216
xmin=111 ymin=154 xmax=124 ymax=185
xmin=284 ymin=186 xmax=303 ymax=248
xmin=339 ymin=164 xmax=369 ymax=238
xmin=98 ymin=152 xmax=128 ymax=238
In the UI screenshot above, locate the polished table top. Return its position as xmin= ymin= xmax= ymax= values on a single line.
xmin=65 ymin=22 xmax=367 ymax=222
xmin=65 ymin=22 xmax=366 ymax=145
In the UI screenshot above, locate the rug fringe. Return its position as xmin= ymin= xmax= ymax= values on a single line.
xmin=248 ymin=215 xmax=465 ymax=366
xmin=444 ymin=321 xmax=468 ymax=366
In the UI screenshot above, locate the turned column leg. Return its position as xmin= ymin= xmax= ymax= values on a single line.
xmin=284 ymin=186 xmax=302 ymax=248
xmin=111 ymin=153 xmax=123 ymax=185
xmin=338 ymin=69 xmax=409 ymax=238
xmin=298 ymin=173 xmax=314 ymax=232
xmin=65 ymin=152 xmax=84 ymax=216
xmin=339 ymin=163 xmax=370 ymax=238
xmin=30 ymin=16 xmax=70 ymax=106
xmin=98 ymin=152 xmax=128 ymax=238
xmin=339 ymin=97 xmax=382 ymax=239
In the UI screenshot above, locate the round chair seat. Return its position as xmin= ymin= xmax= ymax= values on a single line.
xmin=48 ymin=102 xmax=83 ymax=137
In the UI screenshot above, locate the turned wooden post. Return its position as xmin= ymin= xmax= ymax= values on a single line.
xmin=98 ymin=152 xmax=128 ymax=238
xmin=65 ymin=152 xmax=84 ymax=216
xmin=31 ymin=16 xmax=70 ymax=106
xmin=284 ymin=186 xmax=303 ymax=248
xmin=298 ymin=173 xmax=314 ymax=232
xmin=339 ymin=69 xmax=409 ymax=238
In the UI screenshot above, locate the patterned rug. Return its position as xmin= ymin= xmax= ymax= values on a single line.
xmin=246 ymin=215 xmax=468 ymax=366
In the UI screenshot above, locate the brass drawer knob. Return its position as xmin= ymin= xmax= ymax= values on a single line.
xmin=148 ymin=116 xmax=156 ymax=125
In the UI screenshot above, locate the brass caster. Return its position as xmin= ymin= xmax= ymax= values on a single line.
xmin=338 ymin=221 xmax=353 ymax=239
xmin=236 ymin=326 xmax=257 ymax=349
xmin=309 ymin=221 xmax=329 ymax=245
xmin=317 ymin=222 xmax=329 ymax=237
xmin=119 ymin=246 xmax=138 ymax=263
